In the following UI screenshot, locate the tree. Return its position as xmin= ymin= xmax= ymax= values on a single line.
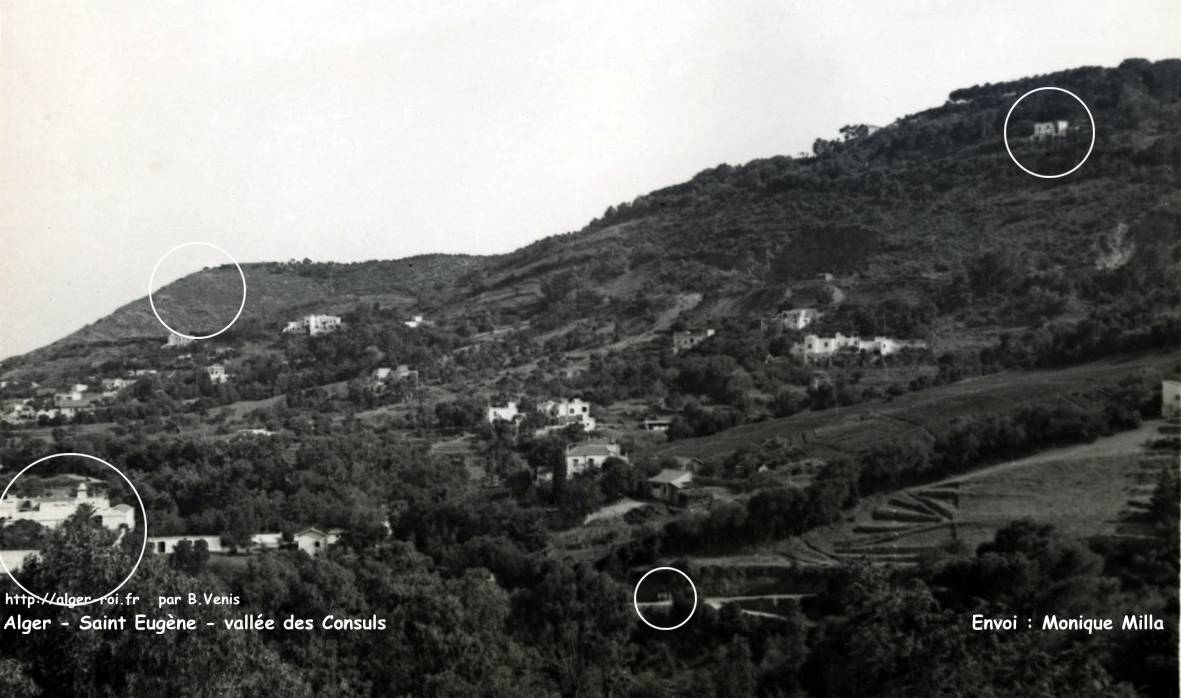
xmin=170 ymin=538 xmax=210 ymax=576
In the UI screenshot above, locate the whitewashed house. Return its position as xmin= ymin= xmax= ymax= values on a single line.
xmin=487 ymin=402 xmax=521 ymax=424
xmin=1032 ymin=120 xmax=1069 ymax=140
xmin=565 ymin=441 xmax=625 ymax=475
xmin=536 ymin=397 xmax=596 ymax=434
xmin=206 ymin=365 xmax=229 ymax=384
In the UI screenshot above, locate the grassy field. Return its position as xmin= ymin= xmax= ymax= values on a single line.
xmin=652 ymin=348 xmax=1181 ymax=461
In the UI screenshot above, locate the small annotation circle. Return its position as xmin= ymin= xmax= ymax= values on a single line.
xmin=1002 ymin=86 xmax=1096 ymax=179
xmin=632 ymin=566 xmax=698 ymax=630
xmin=147 ymin=241 xmax=247 ymax=340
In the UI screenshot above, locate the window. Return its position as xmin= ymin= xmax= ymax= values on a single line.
xmin=157 ymin=541 xmax=166 ymax=553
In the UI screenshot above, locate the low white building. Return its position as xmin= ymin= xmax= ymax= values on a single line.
xmin=148 ymin=535 xmax=224 ymax=555
xmin=404 ymin=315 xmax=429 ymax=329
xmin=1163 ymin=380 xmax=1181 ymax=420
xmin=565 ymin=441 xmax=625 ymax=475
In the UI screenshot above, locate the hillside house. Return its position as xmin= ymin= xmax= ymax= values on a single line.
xmin=130 ymin=369 xmax=158 ymax=377
xmin=642 ymin=417 xmax=673 ymax=432
xmin=565 ymin=440 xmax=625 ymax=475
xmin=647 ymin=469 xmax=694 ymax=503
xmin=537 ymin=397 xmax=596 ymax=433
xmin=817 ymin=272 xmax=835 ymax=282
xmin=284 ymin=314 xmax=343 ymax=336
xmin=164 ymin=333 xmax=194 ymax=348
xmin=671 ymin=329 xmax=715 ymax=354
xmin=294 ymin=527 xmax=341 ymax=556
xmin=1032 ymin=120 xmax=1069 ymax=140
xmin=101 ymin=378 xmax=132 ymax=392
xmin=763 ymin=308 xmax=820 ymax=331
xmin=404 ymin=315 xmax=431 ymax=329
xmin=206 ymin=365 xmax=229 ymax=384
xmin=0 ymin=476 xmax=135 ymax=530
xmin=1163 ymin=380 xmax=1181 ymax=419
xmin=487 ymin=402 xmax=521 ymax=424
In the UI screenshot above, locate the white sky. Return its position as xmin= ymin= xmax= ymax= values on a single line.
xmin=1 ymin=0 xmax=1178 ymax=359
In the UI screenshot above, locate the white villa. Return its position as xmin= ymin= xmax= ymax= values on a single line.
xmin=404 ymin=315 xmax=430 ymax=329
xmin=487 ymin=402 xmax=521 ymax=424
xmin=372 ymin=365 xmax=418 ymax=386
xmin=0 ymin=476 xmax=135 ymax=530
xmin=1163 ymin=380 xmax=1181 ymax=420
xmin=283 ymin=314 xmax=343 ymax=336
xmin=206 ymin=365 xmax=229 ymax=384
xmin=1032 ymin=120 xmax=1069 ymax=140
xmin=565 ymin=441 xmax=625 ymax=475
xmin=671 ymin=329 xmax=715 ymax=354
xmin=537 ymin=397 xmax=596 ymax=434
xmin=791 ymin=333 xmax=927 ymax=362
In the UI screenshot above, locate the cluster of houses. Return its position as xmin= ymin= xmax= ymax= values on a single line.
xmin=790 ymin=333 xmax=928 ymax=362
xmin=283 ymin=314 xmax=343 ymax=336
xmin=487 ymin=397 xmax=598 ymax=435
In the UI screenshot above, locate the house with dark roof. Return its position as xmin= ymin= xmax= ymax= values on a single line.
xmin=647 ymin=469 xmax=694 ymax=503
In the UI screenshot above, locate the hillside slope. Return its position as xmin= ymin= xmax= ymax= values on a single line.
xmin=6 ymin=58 xmax=1181 ymax=370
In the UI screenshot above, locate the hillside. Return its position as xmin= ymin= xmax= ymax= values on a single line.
xmin=4 ymin=59 xmax=1178 ymax=373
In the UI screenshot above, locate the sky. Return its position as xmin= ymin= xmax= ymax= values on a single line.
xmin=1 ymin=0 xmax=1178 ymax=359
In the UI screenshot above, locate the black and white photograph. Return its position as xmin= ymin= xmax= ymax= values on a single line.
xmin=0 ymin=1 xmax=1179 ymax=696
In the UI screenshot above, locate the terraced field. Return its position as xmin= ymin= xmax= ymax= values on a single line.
xmin=788 ymin=421 xmax=1178 ymax=568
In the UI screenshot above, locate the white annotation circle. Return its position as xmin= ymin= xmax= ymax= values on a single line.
xmin=1002 ymin=86 xmax=1096 ymax=179
xmin=633 ymin=566 xmax=698 ymax=630
xmin=0 ymin=452 xmax=149 ymax=608
xmin=148 ymin=241 xmax=247 ymax=340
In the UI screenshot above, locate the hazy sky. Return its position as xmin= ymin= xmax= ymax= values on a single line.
xmin=1 ymin=0 xmax=1177 ymax=359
